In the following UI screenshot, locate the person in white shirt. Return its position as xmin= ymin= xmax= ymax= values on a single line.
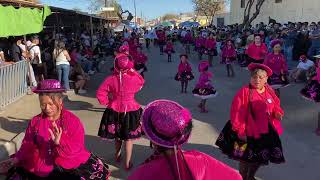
xmin=144 ymin=30 xmax=151 ymax=49
xmin=290 ymin=55 xmax=315 ymax=82
xmin=180 ymin=29 xmax=187 ymax=38
xmin=18 ymin=40 xmax=37 ymax=87
xmin=0 ymin=48 xmax=5 ymax=63
xmin=29 ymin=35 xmax=44 ymax=82
xmin=53 ymin=41 xmax=71 ymax=90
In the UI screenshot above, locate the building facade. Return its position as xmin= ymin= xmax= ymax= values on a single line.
xmin=230 ymin=0 xmax=320 ymax=25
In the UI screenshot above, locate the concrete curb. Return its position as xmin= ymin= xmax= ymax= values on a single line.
xmin=0 ymin=132 xmax=25 ymax=161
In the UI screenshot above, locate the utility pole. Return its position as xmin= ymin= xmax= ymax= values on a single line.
xmin=140 ymin=10 xmax=143 ymax=26
xmin=134 ymin=0 xmax=137 ymax=25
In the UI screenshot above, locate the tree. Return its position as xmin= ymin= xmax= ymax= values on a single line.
xmin=162 ymin=13 xmax=179 ymax=21
xmin=192 ymin=0 xmax=227 ymax=25
xmin=242 ymin=0 xmax=266 ymax=29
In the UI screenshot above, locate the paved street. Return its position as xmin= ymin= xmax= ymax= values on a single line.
xmin=1 ymin=43 xmax=320 ymax=180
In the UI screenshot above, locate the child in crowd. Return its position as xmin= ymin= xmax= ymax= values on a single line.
xmin=194 ymin=34 xmax=206 ymax=61
xmin=192 ymin=61 xmax=217 ymax=113
xmin=205 ymin=33 xmax=217 ymax=66
xmin=221 ymin=40 xmax=237 ymax=77
xmin=175 ymin=54 xmax=194 ymax=93
xmin=133 ymin=47 xmax=148 ymax=78
xmin=263 ymin=39 xmax=289 ymax=97
xmin=164 ymin=39 xmax=175 ymax=62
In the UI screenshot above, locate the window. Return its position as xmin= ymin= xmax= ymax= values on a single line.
xmin=241 ymin=0 xmax=245 ymax=8
xmin=275 ymin=0 xmax=282 ymax=3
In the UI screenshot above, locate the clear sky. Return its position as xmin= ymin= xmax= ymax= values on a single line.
xmin=40 ymin=0 xmax=194 ymax=20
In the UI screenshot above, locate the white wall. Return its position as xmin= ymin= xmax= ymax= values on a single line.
xmin=212 ymin=13 xmax=231 ymax=26
xmin=230 ymin=0 xmax=320 ymax=25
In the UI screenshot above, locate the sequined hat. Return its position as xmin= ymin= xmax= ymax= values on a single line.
xmin=32 ymin=79 xmax=66 ymax=93
xmin=142 ymin=100 xmax=192 ymax=148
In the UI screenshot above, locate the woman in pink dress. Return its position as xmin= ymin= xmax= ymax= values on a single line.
xmin=97 ymin=54 xmax=144 ymax=170
xmin=221 ymin=39 xmax=237 ymax=77
xmin=204 ymin=33 xmax=217 ymax=67
xmin=216 ymin=63 xmax=285 ymax=180
xmin=0 ymin=80 xmax=110 ymax=179
xmin=263 ymin=39 xmax=289 ymax=97
xmin=156 ymin=29 xmax=166 ymax=55
xmin=192 ymin=61 xmax=217 ymax=113
xmin=194 ymin=34 xmax=206 ymax=61
xmin=174 ymin=54 xmax=194 ymax=93
xmin=133 ymin=46 xmax=148 ymax=78
xmin=128 ymin=100 xmax=242 ymax=180
xmin=164 ymin=39 xmax=175 ymax=62
xmin=245 ymin=34 xmax=268 ymax=65
xmin=183 ymin=30 xmax=193 ymax=54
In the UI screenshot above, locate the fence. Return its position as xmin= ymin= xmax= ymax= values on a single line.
xmin=0 ymin=60 xmax=28 ymax=110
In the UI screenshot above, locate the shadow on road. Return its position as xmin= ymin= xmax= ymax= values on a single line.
xmin=64 ymin=98 xmax=94 ymax=111
xmin=84 ymin=134 xmax=154 ymax=179
xmin=0 ymin=117 xmax=29 ymax=134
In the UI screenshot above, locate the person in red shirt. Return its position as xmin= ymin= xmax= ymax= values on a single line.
xmin=175 ymin=54 xmax=194 ymax=93
xmin=0 ymin=80 xmax=111 ymax=179
xmin=245 ymin=34 xmax=268 ymax=65
xmin=183 ymin=30 xmax=193 ymax=54
xmin=216 ymin=63 xmax=285 ymax=180
xmin=164 ymin=38 xmax=175 ymax=62
xmin=221 ymin=40 xmax=237 ymax=77
xmin=156 ymin=29 xmax=166 ymax=55
xmin=133 ymin=46 xmax=148 ymax=78
xmin=194 ymin=34 xmax=206 ymax=61
xmin=204 ymin=33 xmax=217 ymax=66
xmin=263 ymin=39 xmax=289 ymax=97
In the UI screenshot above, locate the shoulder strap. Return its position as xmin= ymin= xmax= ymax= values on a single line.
xmin=28 ymin=45 xmax=37 ymax=51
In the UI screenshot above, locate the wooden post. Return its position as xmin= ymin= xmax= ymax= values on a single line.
xmin=90 ymin=16 xmax=94 ymax=49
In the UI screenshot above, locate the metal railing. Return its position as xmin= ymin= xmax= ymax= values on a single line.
xmin=0 ymin=60 xmax=28 ymax=110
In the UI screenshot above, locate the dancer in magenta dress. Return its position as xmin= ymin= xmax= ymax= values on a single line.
xmin=192 ymin=61 xmax=217 ymax=113
xmin=263 ymin=39 xmax=289 ymax=97
xmin=164 ymin=39 xmax=175 ymax=62
xmin=97 ymin=54 xmax=144 ymax=170
xmin=194 ymin=34 xmax=206 ymax=61
xmin=0 ymin=80 xmax=111 ymax=179
xmin=175 ymin=54 xmax=194 ymax=93
xmin=204 ymin=33 xmax=217 ymax=66
xmin=221 ymin=40 xmax=237 ymax=77
xmin=133 ymin=46 xmax=148 ymax=77
xmin=216 ymin=63 xmax=285 ymax=180
xmin=245 ymin=34 xmax=268 ymax=65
